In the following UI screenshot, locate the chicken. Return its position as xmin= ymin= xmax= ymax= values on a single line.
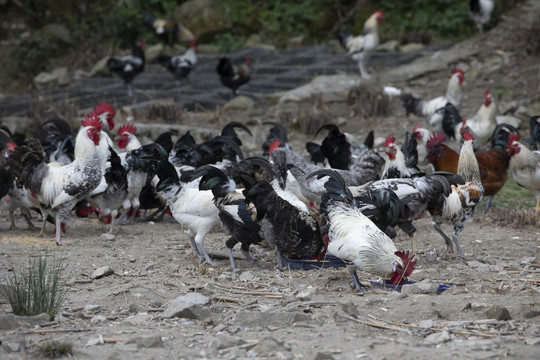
xmin=261 ymin=121 xmax=291 ymax=158
xmin=6 ymin=114 xmax=103 ymax=245
xmin=94 ymin=101 xmax=116 ymax=132
xmin=422 ymin=123 xmax=517 ymax=213
xmin=191 ymin=165 xmax=265 ymax=269
xmin=154 ymin=160 xmax=221 ymax=265
xmin=356 ymin=171 xmax=465 ymax=253
xmin=469 ymin=0 xmax=494 ymax=33
xmin=381 ymin=133 xmax=420 ymax=179
xmin=273 ymin=146 xmax=383 ymax=205
xmin=216 ymin=57 xmax=251 ymax=96
xmin=524 ymin=115 xmax=540 ymax=150
xmin=309 ymin=169 xmax=416 ymax=291
xmin=384 ymin=69 xmax=465 ymax=130
xmin=336 ymin=10 xmax=384 ymax=79
xmin=107 ymin=38 xmax=146 ymax=97
xmin=507 ymin=133 xmax=540 ymax=214
xmin=0 ymin=126 xmax=16 ymax=201
xmin=157 ymin=38 xmax=198 ymax=88
xmin=142 ymin=12 xmax=194 ymax=46
xmin=243 ymin=180 xmax=324 ymax=270
xmin=438 ymin=102 xmax=463 ymax=140
xmin=454 ymin=89 xmax=497 ymax=146
xmin=306 ymin=125 xmax=373 ymax=169
xmin=429 ymin=139 xmax=484 ymax=257
xmin=35 ymin=118 xmax=75 ymax=165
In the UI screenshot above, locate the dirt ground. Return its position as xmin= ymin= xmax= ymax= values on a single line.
xmin=1 ymin=1 xmax=540 ymax=359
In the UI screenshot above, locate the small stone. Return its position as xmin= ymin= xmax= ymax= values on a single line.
xmin=129 ymin=257 xmax=136 ymax=263
xmin=485 ymin=305 xmax=511 ymax=321
xmin=100 ymin=233 xmax=115 ymax=241
xmin=161 ymin=293 xmax=210 ymax=319
xmin=123 ymin=312 xmax=151 ymax=325
xmin=310 ymin=352 xmax=336 ymax=360
xmin=128 ymin=303 xmax=144 ymax=314
xmin=85 ymin=337 xmax=101 ymax=347
xmin=418 ymin=319 xmax=433 ymax=329
xmin=424 ymin=331 xmax=451 ymax=344
xmin=90 ymin=315 xmax=108 ymax=324
xmin=238 ymin=271 xmax=255 ymax=282
xmin=145 ymin=263 xmax=155 ymax=271
xmin=524 ymin=337 xmax=540 ymax=346
xmin=524 ymin=310 xmax=540 ymax=319
xmin=425 ymin=249 xmax=438 ymax=262
xmin=207 ymin=334 xmax=246 ymax=353
xmin=341 ymin=301 xmax=359 ymax=319
xmin=248 ymin=336 xmax=287 ymax=357
xmin=2 ymin=341 xmax=19 ymax=353
xmin=91 ymin=266 xmax=114 ymax=279
xmin=128 ymin=335 xmax=163 ymax=348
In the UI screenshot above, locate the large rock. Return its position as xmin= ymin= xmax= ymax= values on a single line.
xmin=161 ymin=292 xmax=210 ymax=319
xmin=176 ymin=0 xmax=232 ymax=40
xmin=34 ymin=67 xmax=70 ymax=89
xmin=278 ymin=74 xmax=362 ymax=104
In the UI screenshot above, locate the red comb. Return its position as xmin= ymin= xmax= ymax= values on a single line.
xmin=81 ymin=111 xmax=103 ymax=131
xmin=268 ymin=138 xmax=280 ymax=156
xmin=117 ymin=123 xmax=137 ymax=135
xmin=94 ymin=101 xmax=115 ymax=117
xmin=374 ymin=10 xmax=384 ymax=18
xmin=508 ymin=133 xmax=521 ymax=145
xmin=395 ymin=250 xmax=417 ymax=277
xmin=384 ymin=135 xmax=395 ymax=147
xmin=462 ymin=130 xmax=475 ymax=141
xmin=413 ymin=125 xmax=422 ymax=132
xmin=426 ymin=132 xmax=446 ymax=149
xmin=460 ymin=119 xmax=467 ymax=130
xmin=244 ymin=57 xmax=252 ymax=67
xmin=6 ymin=141 xmax=17 ymax=149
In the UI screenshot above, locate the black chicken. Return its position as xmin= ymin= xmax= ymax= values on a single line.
xmin=108 ymin=38 xmax=146 ymax=97
xmin=261 ymin=121 xmax=290 ymax=158
xmin=438 ymin=102 xmax=463 ymax=140
xmin=191 ymin=165 xmax=265 ymax=269
xmin=243 ymin=180 xmax=324 ymax=270
xmin=216 ymin=57 xmax=252 ymax=96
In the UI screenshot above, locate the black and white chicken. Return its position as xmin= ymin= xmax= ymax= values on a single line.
xmin=108 ymin=38 xmax=146 ymax=97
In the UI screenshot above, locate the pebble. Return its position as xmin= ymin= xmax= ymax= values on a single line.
xmin=100 ymin=233 xmax=115 ymax=241
xmin=424 ymin=331 xmax=451 ymax=344
xmin=84 ymin=305 xmax=101 ymax=314
xmin=160 ymin=293 xmax=210 ymax=319
xmin=123 ymin=312 xmax=151 ymax=325
xmin=418 ymin=319 xmax=433 ymax=329
xmin=90 ymin=315 xmax=108 ymax=324
xmin=239 ymin=271 xmax=255 ymax=282
xmin=91 ymin=266 xmax=114 ymax=279
xmin=485 ymin=305 xmax=511 ymax=320
xmin=127 ymin=335 xmax=163 ymax=348
xmin=248 ymin=336 xmax=288 ymax=357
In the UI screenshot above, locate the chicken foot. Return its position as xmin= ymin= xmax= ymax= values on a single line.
xmin=188 ymin=233 xmax=220 ymax=266
xmin=241 ymin=249 xmax=267 ymax=270
xmin=432 ymin=221 xmax=454 ymax=253
xmin=347 ymin=265 xmax=368 ymax=292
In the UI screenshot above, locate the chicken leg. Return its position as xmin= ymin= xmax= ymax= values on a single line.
xmin=347 ymin=265 xmax=368 ymax=292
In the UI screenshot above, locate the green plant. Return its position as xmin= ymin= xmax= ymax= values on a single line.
xmin=38 ymin=340 xmax=73 ymax=358
xmin=0 ymin=252 xmax=67 ymax=321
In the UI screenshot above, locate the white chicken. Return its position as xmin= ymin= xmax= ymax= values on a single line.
xmin=385 ymin=69 xmax=465 ymax=131
xmin=337 ymin=10 xmax=384 ymax=79
xmin=507 ymin=133 xmax=540 ymax=214
xmin=469 ymin=0 xmax=494 ymax=33
xmin=157 ymin=38 xmax=198 ymax=88
xmin=454 ymin=89 xmax=497 ymax=147
xmin=6 ymin=114 xmax=103 ymax=245
xmin=309 ymin=169 xmax=417 ymax=292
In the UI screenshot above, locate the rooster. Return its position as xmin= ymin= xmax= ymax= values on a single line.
xmin=385 ymin=69 xmax=465 ymax=130
xmin=142 ymin=12 xmax=194 ymax=46
xmin=423 ymin=123 xmax=516 ymax=213
xmin=454 ymin=89 xmax=497 ymax=146
xmin=438 ymin=102 xmax=463 ymax=140
xmin=243 ymin=179 xmax=323 ymax=270
xmin=191 ymin=165 xmax=265 ymax=269
xmin=261 ymin=122 xmax=291 ymax=158
xmin=507 ymin=133 xmax=540 ymax=214
xmin=154 ymin=160 xmax=221 ymax=265
xmin=336 ymin=10 xmax=384 ymax=79
xmin=6 ymin=114 xmax=103 ymax=245
xmin=157 ymin=38 xmax=198 ymax=88
xmin=216 ymin=57 xmax=251 ymax=96
xmin=94 ymin=101 xmax=116 ymax=132
xmin=469 ymin=0 xmax=494 ymax=33
xmin=381 ymin=133 xmax=420 ymax=179
xmin=107 ymin=38 xmax=146 ymax=97
xmin=309 ymin=169 xmax=416 ymax=291
xmin=429 ymin=139 xmax=484 ymax=257
xmin=524 ymin=115 xmax=540 ymax=151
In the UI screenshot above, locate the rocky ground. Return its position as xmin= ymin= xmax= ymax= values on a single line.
xmin=1 ymin=1 xmax=540 ymax=359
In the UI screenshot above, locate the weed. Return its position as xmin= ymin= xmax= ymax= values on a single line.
xmin=0 ymin=251 xmax=67 ymax=321
xmin=38 ymin=340 xmax=73 ymax=358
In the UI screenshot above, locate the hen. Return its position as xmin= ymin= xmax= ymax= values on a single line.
xmin=243 ymin=180 xmax=323 ymax=270
xmin=216 ymin=57 xmax=251 ymax=96
xmin=6 ymin=114 xmax=103 ymax=245
xmin=469 ymin=0 xmax=494 ymax=33
xmin=385 ymin=69 xmax=465 ymax=131
xmin=507 ymin=133 xmax=540 ymax=214
xmin=157 ymin=38 xmax=198 ymax=88
xmin=310 ymin=169 xmax=416 ymax=291
xmin=381 ymin=133 xmax=420 ymax=179
xmin=336 ymin=10 xmax=384 ymax=79
xmin=191 ymin=165 xmax=265 ymax=269
xmin=108 ymin=38 xmax=146 ymax=96
xmin=454 ymin=89 xmax=497 ymax=146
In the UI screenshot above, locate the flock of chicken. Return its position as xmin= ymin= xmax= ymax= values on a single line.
xmin=1 ymin=87 xmax=538 ymax=291
xmin=2 ymin=0 xmax=539 ymax=292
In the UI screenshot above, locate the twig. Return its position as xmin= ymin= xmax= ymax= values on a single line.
xmin=327 ymin=0 xmax=368 ymax=38
xmin=519 ymin=278 xmax=540 ymax=283
xmin=103 ymin=337 xmax=128 ymax=343
xmin=22 ymin=328 xmax=92 ymax=334
xmin=213 ymin=295 xmax=244 ymax=304
xmin=336 ymin=315 xmax=410 ymax=333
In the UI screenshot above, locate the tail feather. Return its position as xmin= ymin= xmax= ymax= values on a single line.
xmin=221 ymin=121 xmax=252 ymax=147
xmin=440 ymin=103 xmax=463 ymax=140
xmin=401 ymin=131 xmax=419 ymax=170
xmin=363 ymin=130 xmax=374 ymax=149
xmin=307 ymin=169 xmax=354 ymax=211
xmin=306 ymin=142 xmax=325 ymax=165
xmin=491 ymin=123 xmax=518 ymax=150
xmin=191 ymin=165 xmax=232 ymax=197
xmin=399 ymin=92 xmax=423 ymax=117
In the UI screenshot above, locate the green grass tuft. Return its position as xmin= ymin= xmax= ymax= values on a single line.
xmin=0 ymin=251 xmax=67 ymax=321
